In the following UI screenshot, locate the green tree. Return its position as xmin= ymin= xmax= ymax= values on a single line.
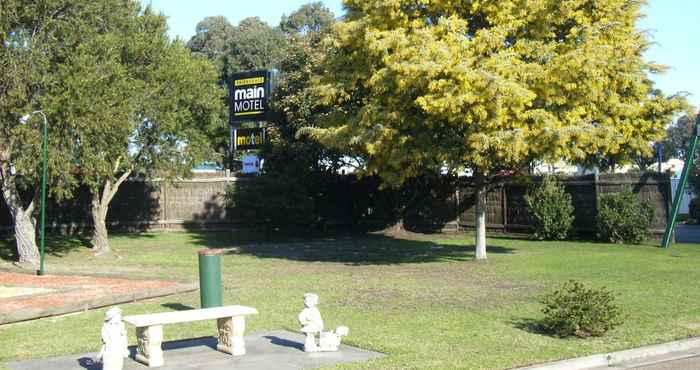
xmin=666 ymin=113 xmax=698 ymax=160
xmin=225 ymin=17 xmax=288 ymax=76
xmin=305 ymin=0 xmax=685 ymax=260
xmin=48 ymin=6 xmax=224 ymax=254
xmin=280 ymin=1 xmax=335 ymax=44
xmin=0 ymin=0 xmax=138 ymax=267
xmin=187 ymin=16 xmax=235 ymax=70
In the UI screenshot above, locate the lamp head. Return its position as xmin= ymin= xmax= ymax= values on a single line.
xmin=19 ymin=114 xmax=31 ymax=125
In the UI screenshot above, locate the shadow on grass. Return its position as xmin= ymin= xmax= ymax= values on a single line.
xmin=162 ymin=303 xmax=196 ymax=311
xmin=0 ymin=238 xmax=18 ymax=262
xmin=188 ymin=231 xmax=515 ymax=265
xmin=0 ymin=234 xmax=92 ymax=263
xmin=511 ymin=317 xmax=551 ymax=336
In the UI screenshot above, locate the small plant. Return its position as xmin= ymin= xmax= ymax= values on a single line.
xmin=524 ymin=176 xmax=575 ymax=240
xmin=596 ymin=189 xmax=654 ymax=244
xmin=541 ymin=280 xmax=623 ymax=338
xmin=689 ymin=197 xmax=700 ymax=222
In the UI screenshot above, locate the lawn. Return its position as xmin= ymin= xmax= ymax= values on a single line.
xmin=1 ymin=231 xmax=700 ymax=369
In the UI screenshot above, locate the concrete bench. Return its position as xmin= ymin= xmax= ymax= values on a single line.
xmin=123 ymin=305 xmax=258 ymax=367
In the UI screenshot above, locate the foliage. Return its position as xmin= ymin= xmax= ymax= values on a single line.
xmin=225 ymin=176 xmax=315 ymax=231
xmin=224 ymin=17 xmax=288 ymax=76
xmin=541 ymin=280 xmax=623 ymax=338
xmin=666 ymin=113 xmax=698 ymax=160
xmin=302 ymin=0 xmax=686 ymax=259
xmin=597 ymin=189 xmax=654 ymax=244
xmin=0 ymin=0 xmax=135 ymax=201
xmin=689 ymin=197 xmax=700 ymax=222
xmin=280 ymin=2 xmax=334 ymax=44
xmin=524 ymin=177 xmax=574 ymax=240
xmin=187 ymin=16 xmax=235 ymax=69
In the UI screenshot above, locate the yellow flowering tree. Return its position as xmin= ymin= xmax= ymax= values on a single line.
xmin=305 ymin=0 xmax=685 ymax=259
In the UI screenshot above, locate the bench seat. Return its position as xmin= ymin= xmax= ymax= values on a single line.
xmin=123 ymin=305 xmax=258 ymax=367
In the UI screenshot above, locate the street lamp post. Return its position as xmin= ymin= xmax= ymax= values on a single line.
xmin=20 ymin=110 xmax=48 ymax=276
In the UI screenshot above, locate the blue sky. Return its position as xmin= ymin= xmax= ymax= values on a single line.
xmin=144 ymin=0 xmax=699 ymax=110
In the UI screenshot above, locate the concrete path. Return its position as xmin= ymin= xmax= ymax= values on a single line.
xmin=675 ymin=224 xmax=700 ymax=243
xmin=7 ymin=330 xmax=384 ymax=370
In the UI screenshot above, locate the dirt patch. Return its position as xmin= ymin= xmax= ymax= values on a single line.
xmin=0 ymin=272 xmax=197 ymax=324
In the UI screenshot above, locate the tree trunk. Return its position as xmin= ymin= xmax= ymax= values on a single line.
xmin=474 ymin=186 xmax=487 ymax=261
xmin=386 ymin=218 xmax=406 ymax=234
xmin=0 ymin=175 xmax=40 ymax=268
xmin=14 ymin=207 xmax=40 ymax=267
xmin=90 ymin=197 xmax=110 ymax=255
xmin=90 ymin=171 xmax=131 ymax=255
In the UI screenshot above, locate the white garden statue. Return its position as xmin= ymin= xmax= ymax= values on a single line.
xmin=99 ymin=307 xmax=130 ymax=370
xmin=298 ymin=293 xmax=349 ymax=352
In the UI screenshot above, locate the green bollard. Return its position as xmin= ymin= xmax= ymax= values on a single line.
xmin=198 ymin=249 xmax=224 ymax=308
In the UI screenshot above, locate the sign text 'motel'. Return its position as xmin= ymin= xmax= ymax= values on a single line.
xmin=230 ymin=70 xmax=271 ymax=123
xmin=235 ymin=128 xmax=266 ymax=150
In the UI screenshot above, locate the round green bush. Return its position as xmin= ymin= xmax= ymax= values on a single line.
xmin=596 ymin=189 xmax=653 ymax=244
xmin=524 ymin=176 xmax=575 ymax=240
xmin=541 ymin=280 xmax=623 ymax=338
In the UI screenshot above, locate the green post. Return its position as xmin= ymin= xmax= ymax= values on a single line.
xmin=198 ymin=249 xmax=223 ymax=308
xmin=661 ymin=113 xmax=700 ymax=248
xmin=39 ymin=113 xmax=47 ymax=276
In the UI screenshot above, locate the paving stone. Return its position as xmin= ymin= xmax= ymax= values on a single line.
xmin=8 ymin=330 xmax=384 ymax=370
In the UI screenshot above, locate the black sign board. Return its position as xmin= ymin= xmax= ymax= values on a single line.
xmin=234 ymin=127 xmax=266 ymax=150
xmin=229 ymin=70 xmax=271 ymax=123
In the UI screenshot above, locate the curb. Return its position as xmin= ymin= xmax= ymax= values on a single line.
xmin=512 ymin=337 xmax=700 ymax=370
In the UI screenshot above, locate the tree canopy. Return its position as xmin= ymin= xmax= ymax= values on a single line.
xmin=1 ymin=0 xmax=225 ymax=262
xmin=305 ymin=0 xmax=686 ymax=259
xmin=1 ymin=0 xmax=143 ymax=265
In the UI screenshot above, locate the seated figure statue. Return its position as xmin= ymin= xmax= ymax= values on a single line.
xmin=99 ymin=307 xmax=130 ymax=370
xmin=298 ymin=293 xmax=349 ymax=352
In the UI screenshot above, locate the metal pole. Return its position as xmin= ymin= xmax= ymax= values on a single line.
xmin=39 ymin=111 xmax=48 ymax=276
xmin=661 ymin=113 xmax=700 ymax=248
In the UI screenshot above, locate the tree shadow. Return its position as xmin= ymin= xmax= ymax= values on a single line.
xmin=45 ymin=235 xmax=92 ymax=257
xmin=188 ymin=232 xmax=515 ymax=265
xmin=0 ymin=235 xmax=91 ymax=262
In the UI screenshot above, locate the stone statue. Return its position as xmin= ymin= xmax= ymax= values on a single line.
xmin=99 ymin=307 xmax=129 ymax=370
xmin=298 ymin=293 xmax=349 ymax=352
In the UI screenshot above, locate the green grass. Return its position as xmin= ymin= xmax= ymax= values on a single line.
xmin=1 ymin=231 xmax=700 ymax=369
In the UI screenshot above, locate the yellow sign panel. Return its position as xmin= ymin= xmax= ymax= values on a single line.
xmin=234 ymin=77 xmax=265 ymax=86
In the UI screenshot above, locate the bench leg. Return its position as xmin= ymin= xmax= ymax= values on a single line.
xmin=217 ymin=316 xmax=246 ymax=356
xmin=134 ymin=325 xmax=164 ymax=367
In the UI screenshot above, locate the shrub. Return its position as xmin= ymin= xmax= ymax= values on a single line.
xmin=541 ymin=280 xmax=623 ymax=338
xmin=524 ymin=176 xmax=575 ymax=240
xmin=689 ymin=197 xmax=700 ymax=222
xmin=225 ymin=174 xmax=315 ymax=231
xmin=596 ymin=189 xmax=654 ymax=244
